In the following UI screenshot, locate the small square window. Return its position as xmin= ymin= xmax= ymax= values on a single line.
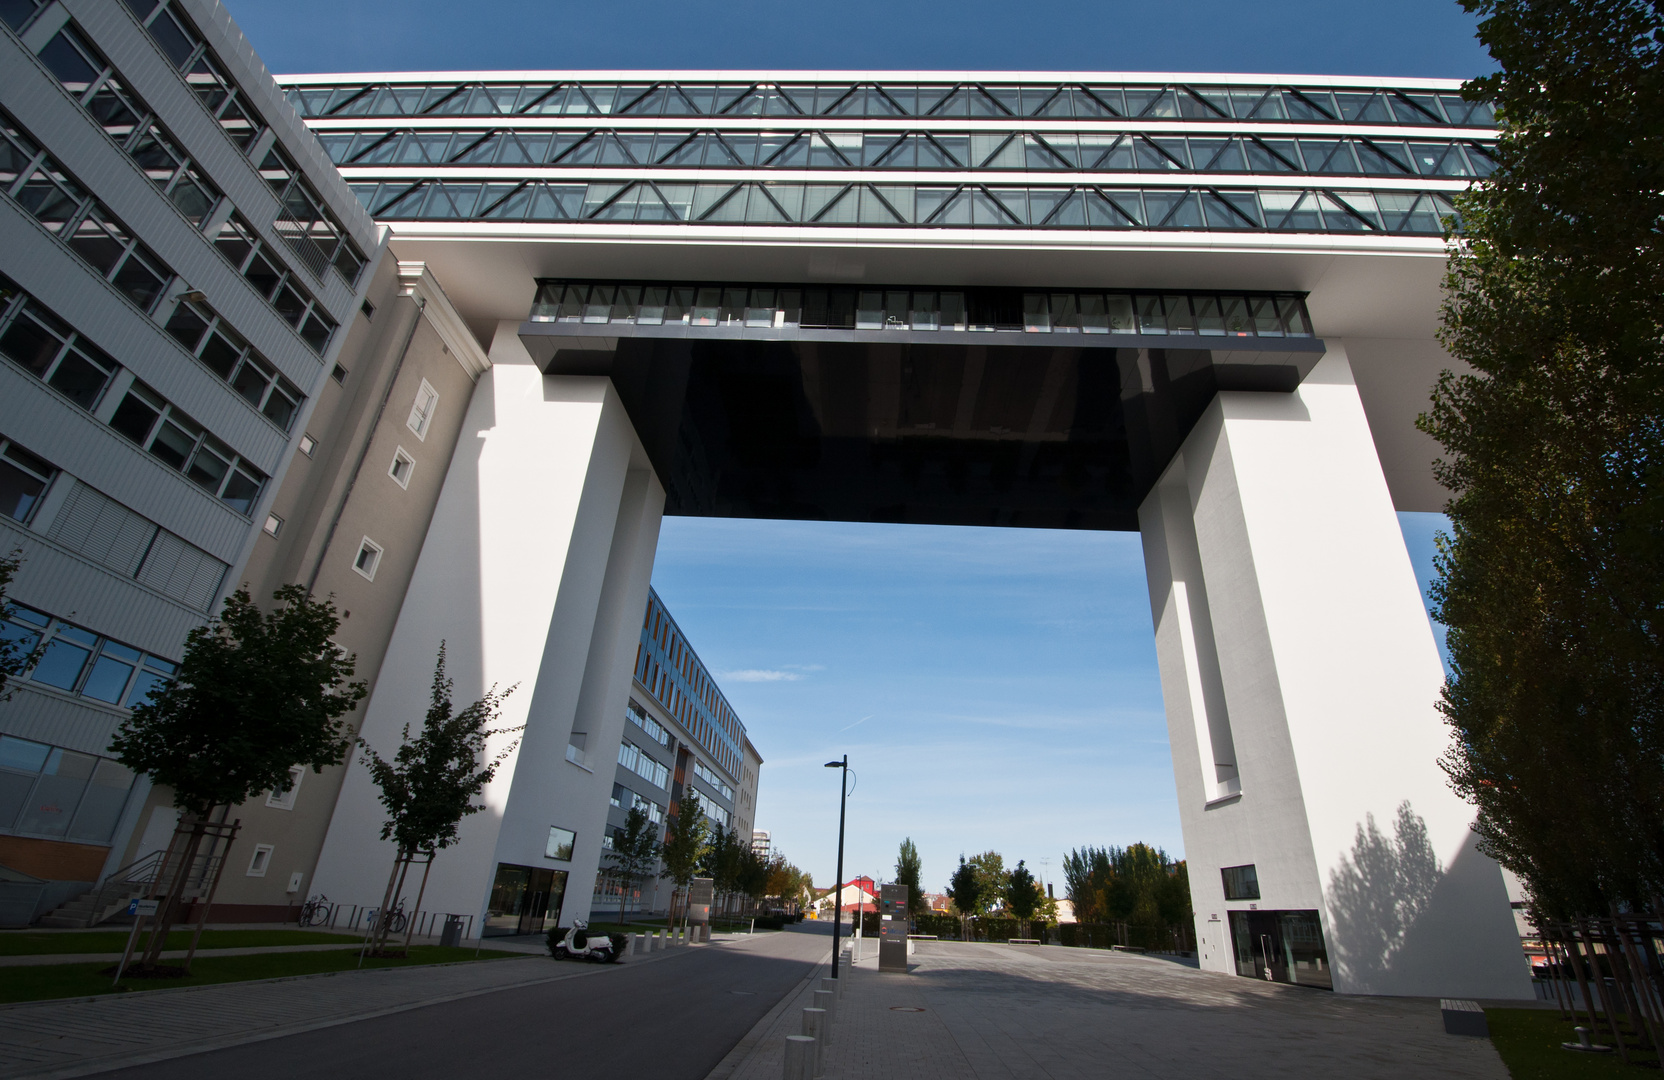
xmin=546 ymin=826 xmax=575 ymax=861
xmin=247 ymin=844 xmax=274 ymax=877
xmin=331 ymin=364 xmax=348 ymax=384
xmin=267 ymin=766 xmax=303 ymax=809
xmin=407 ymin=379 xmax=438 ymax=440
xmin=352 ymin=537 xmax=383 ymax=581
xmin=388 ymin=447 xmax=414 ymax=489
xmin=1221 ymin=864 xmax=1260 ymax=901
xmin=262 ymin=513 xmax=283 ymax=537
xmin=360 ymin=299 xmax=376 ymax=321
xmin=298 ymin=433 xmax=316 ymax=456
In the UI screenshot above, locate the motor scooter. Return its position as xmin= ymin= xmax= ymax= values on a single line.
xmin=550 ymin=920 xmax=627 ymax=963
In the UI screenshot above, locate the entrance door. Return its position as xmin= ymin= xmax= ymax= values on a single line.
xmin=518 ymin=868 xmax=570 ymax=935
xmin=1229 ymin=909 xmax=1331 ymax=989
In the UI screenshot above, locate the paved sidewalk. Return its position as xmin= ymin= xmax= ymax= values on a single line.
xmin=717 ymin=940 xmax=1512 ymax=1080
xmin=0 ymin=944 xmax=369 ymax=968
xmin=1 ymin=932 xmax=736 ymax=1079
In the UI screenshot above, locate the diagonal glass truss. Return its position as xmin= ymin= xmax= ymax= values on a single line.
xmin=287 ymin=80 xmax=1495 ymax=127
xmin=352 ymin=178 xmax=1457 ymax=233
xmin=313 ymin=127 xmax=1495 ymax=179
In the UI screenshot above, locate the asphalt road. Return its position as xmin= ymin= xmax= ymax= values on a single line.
xmin=102 ymin=923 xmax=834 ymax=1080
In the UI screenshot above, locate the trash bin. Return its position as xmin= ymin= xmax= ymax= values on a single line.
xmin=440 ymin=915 xmax=464 ymax=948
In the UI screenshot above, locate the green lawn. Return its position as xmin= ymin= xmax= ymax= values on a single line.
xmin=0 ymin=929 xmax=363 ymax=956
xmin=0 ymin=945 xmax=521 ymax=1004
xmin=1487 ymin=1008 xmax=1660 ymax=1078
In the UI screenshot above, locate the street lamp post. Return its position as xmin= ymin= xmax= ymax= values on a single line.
xmin=825 ymin=754 xmax=849 ymax=978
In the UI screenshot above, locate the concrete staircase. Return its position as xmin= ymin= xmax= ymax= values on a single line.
xmin=34 ymin=885 xmax=137 ymax=928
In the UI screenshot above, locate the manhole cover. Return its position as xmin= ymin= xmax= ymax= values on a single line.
xmin=890 ymin=1006 xmax=926 ymax=1012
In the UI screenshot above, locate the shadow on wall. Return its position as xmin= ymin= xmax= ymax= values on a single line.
xmin=1326 ymin=800 xmax=1441 ymax=991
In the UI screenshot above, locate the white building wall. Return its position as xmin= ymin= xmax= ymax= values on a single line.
xmin=310 ymin=321 xmax=662 ymax=932
xmin=1140 ymin=345 xmax=1531 ymax=999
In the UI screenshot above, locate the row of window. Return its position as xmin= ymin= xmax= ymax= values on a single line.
xmin=120 ymin=0 xmax=368 ymax=287
xmin=0 ymin=274 xmax=269 ymax=515
xmin=288 ymin=80 xmax=1495 ymax=128
xmin=617 ymin=739 xmax=670 ymax=791
xmin=610 ymin=781 xmax=664 ymax=825
xmin=533 ymin=282 xmax=1314 ymax=339
xmin=27 ymin=24 xmax=344 ymax=353
xmin=0 ymin=603 xmax=176 ymax=710
xmin=325 ymin=127 xmax=1495 ymax=180
xmin=638 ymin=589 xmax=745 ymax=779
xmin=0 ymin=436 xmax=52 ymax=524
xmin=359 ymin=178 xmax=1459 ymax=236
xmin=165 ymin=296 xmax=303 ymax=429
xmin=1 ymin=106 xmax=172 ymax=314
xmin=0 ymin=734 xmax=137 ymax=844
xmin=626 ymin=698 xmax=671 ymax=748
xmin=692 ymin=760 xmax=734 ymax=803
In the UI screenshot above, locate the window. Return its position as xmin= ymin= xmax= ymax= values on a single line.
xmin=565 ymin=731 xmax=587 ymax=768
xmin=0 ymin=108 xmax=174 ymax=314
xmin=1 ymin=604 xmax=178 ymax=708
xmin=164 ymin=298 xmax=304 ymax=429
xmin=298 ymin=433 xmax=317 ymax=456
xmin=407 ymin=380 xmax=438 ymax=439
xmin=107 ymin=382 xmax=267 ymax=514
xmin=617 ymin=740 xmax=670 ymax=790
xmin=0 ymin=437 xmax=56 ymax=524
xmin=693 ymin=760 xmax=735 ymax=802
xmin=352 ymin=537 xmax=383 ymax=580
xmin=247 ymin=844 xmax=273 ymax=876
xmin=262 ymin=513 xmax=283 ymax=538
xmin=208 ymin=214 xmax=338 ymax=353
xmin=361 ymin=299 xmax=376 ymax=320
xmin=546 ymin=826 xmax=575 ymax=861
xmin=1222 ymin=864 xmax=1261 ymax=901
xmin=626 ymin=699 xmax=670 ymax=747
xmin=331 ymin=364 xmax=348 ymax=384
xmin=388 ymin=447 xmax=414 ymax=488
xmin=610 ymin=783 xmax=665 ymax=824
xmin=122 ymin=0 xmax=269 ymax=152
xmin=0 ymin=735 xmax=136 ymax=842
xmin=267 ymin=766 xmax=303 ymax=809
xmin=0 ymin=273 xmax=119 ymax=411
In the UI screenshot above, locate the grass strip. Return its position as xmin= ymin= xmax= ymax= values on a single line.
xmin=0 ymin=929 xmax=363 ymax=956
xmin=0 ymin=945 xmax=521 ymax=1004
xmin=1486 ymin=1007 xmax=1660 ymax=1078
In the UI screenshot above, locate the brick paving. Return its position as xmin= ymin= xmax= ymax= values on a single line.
xmin=717 ymin=940 xmax=1511 ymax=1080
xmin=0 ymin=930 xmax=732 ymax=1080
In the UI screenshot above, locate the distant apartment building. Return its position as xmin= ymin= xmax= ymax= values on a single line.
xmin=0 ymin=0 xmax=375 ymax=919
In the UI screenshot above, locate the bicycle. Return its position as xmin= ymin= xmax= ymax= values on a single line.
xmin=377 ymin=900 xmax=408 ymax=935
xmin=298 ymin=893 xmax=331 ymax=927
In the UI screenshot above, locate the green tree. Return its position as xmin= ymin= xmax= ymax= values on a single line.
xmin=606 ymin=803 xmax=660 ymax=926
xmin=947 ymin=854 xmax=982 ymax=938
xmin=1062 ymin=846 xmax=1112 ymax=924
xmin=967 ymin=851 xmax=1009 ymax=914
xmin=0 ymin=549 xmax=43 ymax=703
xmin=659 ymin=792 xmax=709 ymax=927
xmin=1421 ymin=0 xmax=1664 ymax=918
xmin=358 ymin=644 xmax=518 ymax=953
xmin=894 ymin=837 xmax=924 ymax=919
xmin=108 ymin=585 xmax=367 ymax=971
xmin=1005 ymin=860 xmax=1042 ymax=937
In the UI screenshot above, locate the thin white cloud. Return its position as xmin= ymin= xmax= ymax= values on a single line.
xmin=838 ymin=714 xmax=874 ymax=732
xmin=719 ymin=669 xmax=804 ymax=682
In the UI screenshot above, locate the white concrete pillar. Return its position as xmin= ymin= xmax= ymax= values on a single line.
xmin=1139 ymin=345 xmax=1529 ymax=999
xmin=311 ymin=320 xmax=664 ymax=931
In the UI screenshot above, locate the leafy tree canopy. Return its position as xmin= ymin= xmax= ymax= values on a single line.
xmin=894 ymin=837 xmax=924 ymax=917
xmin=109 ymin=586 xmax=366 ymax=815
xmin=0 ymin=549 xmax=42 ymax=703
xmin=1423 ymin=0 xmax=1664 ymax=917
xmin=947 ymin=854 xmax=982 ymax=919
xmin=1005 ymin=860 xmax=1042 ymax=923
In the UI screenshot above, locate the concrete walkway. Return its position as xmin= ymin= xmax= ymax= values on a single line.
xmin=1 ymin=931 xmax=739 ymax=1079
xmin=715 ymin=940 xmax=1513 ymax=1080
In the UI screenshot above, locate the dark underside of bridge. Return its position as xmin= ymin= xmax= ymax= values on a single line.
xmin=519 ymin=324 xmax=1326 ymax=531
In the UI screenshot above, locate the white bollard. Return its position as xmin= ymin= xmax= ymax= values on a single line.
xmin=812 ymin=989 xmax=836 ymax=1040
xmin=652 ymin=930 xmax=662 ymax=951
xmin=783 ymin=1034 xmax=815 ymax=1080
xmin=820 ymin=975 xmax=840 ymax=1000
xmin=801 ymin=1007 xmax=828 ymax=1078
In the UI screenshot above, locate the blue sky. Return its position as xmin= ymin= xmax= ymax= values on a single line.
xmin=226 ymin=0 xmax=1479 ymax=893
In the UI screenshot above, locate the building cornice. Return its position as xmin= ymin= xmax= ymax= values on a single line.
xmin=396 ymin=260 xmax=490 ymax=378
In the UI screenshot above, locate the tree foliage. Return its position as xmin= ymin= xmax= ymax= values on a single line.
xmin=894 ymin=837 xmax=924 ymax=918
xmin=607 ymin=803 xmax=660 ymax=925
xmin=359 ymin=644 xmax=519 ymax=856
xmin=1422 ymin=0 xmax=1664 ymax=918
xmin=1005 ymin=860 xmax=1042 ymax=932
xmin=660 ymin=792 xmax=710 ymax=896
xmin=1062 ymin=844 xmax=1191 ymax=931
xmin=0 ymin=549 xmax=42 ymax=703
xmin=109 ymin=585 xmax=366 ymax=815
xmin=967 ymin=851 xmax=1009 ymax=914
xmin=947 ymin=854 xmax=982 ymax=921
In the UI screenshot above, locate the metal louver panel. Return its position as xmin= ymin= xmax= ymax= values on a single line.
xmin=135 ymin=530 xmax=228 ymax=613
xmin=48 ymin=482 xmax=157 ymax=577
